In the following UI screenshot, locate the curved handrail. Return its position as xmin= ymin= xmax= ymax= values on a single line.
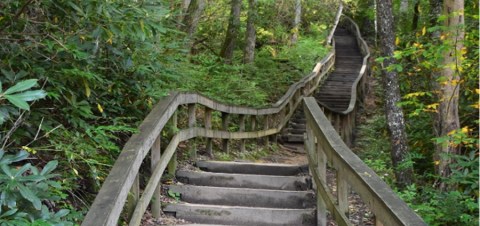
xmin=318 ymin=15 xmax=370 ymax=116
xmin=326 ymin=1 xmax=343 ymax=45
xmin=340 ymin=16 xmax=370 ymax=115
xmin=304 ymin=97 xmax=426 ymax=225
xmin=82 ymin=40 xmax=336 ymax=226
xmin=82 ymin=2 xmax=347 ymax=223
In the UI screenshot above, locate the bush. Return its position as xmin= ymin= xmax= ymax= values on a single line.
xmin=0 ymin=150 xmax=72 ymax=225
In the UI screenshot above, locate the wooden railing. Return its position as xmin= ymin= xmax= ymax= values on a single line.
xmin=318 ymin=16 xmax=370 ymax=146
xmin=81 ymin=40 xmax=336 ymax=225
xmin=303 ymin=97 xmax=426 ymax=226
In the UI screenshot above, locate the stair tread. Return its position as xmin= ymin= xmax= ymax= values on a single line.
xmin=176 ymin=170 xmax=311 ymax=191
xmin=167 ymin=184 xmax=315 ymax=208
xmin=195 ymin=161 xmax=308 ymax=176
xmin=164 ymin=203 xmax=316 ymax=226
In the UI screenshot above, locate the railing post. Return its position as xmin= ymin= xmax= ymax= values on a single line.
xmin=239 ymin=114 xmax=246 ymax=152
xmin=337 ymin=167 xmax=349 ymax=217
xmin=167 ymin=111 xmax=178 ymax=177
xmin=263 ymin=115 xmax=269 ymax=146
xmin=251 ymin=115 xmax=257 ymax=150
xmin=188 ymin=104 xmax=196 ymax=159
xmin=204 ymin=107 xmax=213 ymax=157
xmin=150 ymin=135 xmax=162 ymax=218
xmin=317 ymin=140 xmax=327 ymax=226
xmin=222 ymin=112 xmax=229 ymax=153
xmin=375 ymin=217 xmax=385 ymax=226
xmin=126 ymin=175 xmax=140 ymax=222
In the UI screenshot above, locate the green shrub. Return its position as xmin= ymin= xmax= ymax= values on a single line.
xmin=0 ymin=150 xmax=72 ymax=225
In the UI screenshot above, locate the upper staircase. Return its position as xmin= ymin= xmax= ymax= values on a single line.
xmin=315 ymin=28 xmax=363 ymax=112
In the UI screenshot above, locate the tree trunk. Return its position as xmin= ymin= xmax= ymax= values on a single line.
xmin=376 ymin=0 xmax=413 ymax=189
xmin=400 ymin=0 xmax=409 ymax=13
xmin=243 ymin=0 xmax=257 ymax=64
xmin=429 ymin=0 xmax=443 ymax=38
xmin=434 ymin=0 xmax=463 ymax=189
xmin=176 ymin=0 xmax=192 ymax=27
xmin=220 ymin=0 xmax=242 ymax=64
xmin=411 ymin=0 xmax=420 ymax=31
xmin=181 ymin=0 xmax=206 ymax=41
xmin=290 ymin=0 xmax=301 ymax=44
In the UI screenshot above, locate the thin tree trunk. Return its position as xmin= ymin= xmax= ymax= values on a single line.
xmin=181 ymin=0 xmax=206 ymax=41
xmin=434 ymin=0 xmax=463 ymax=189
xmin=220 ymin=0 xmax=242 ymax=64
xmin=429 ymin=0 xmax=443 ymax=38
xmin=290 ymin=0 xmax=301 ymax=44
xmin=400 ymin=0 xmax=409 ymax=13
xmin=177 ymin=0 xmax=192 ymax=27
xmin=243 ymin=0 xmax=257 ymax=64
xmin=411 ymin=0 xmax=420 ymax=31
xmin=376 ymin=0 xmax=413 ymax=189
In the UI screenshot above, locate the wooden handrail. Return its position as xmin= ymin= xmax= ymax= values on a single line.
xmin=82 ymin=44 xmax=336 ymax=226
xmin=317 ymin=15 xmax=370 ymax=146
xmin=326 ymin=1 xmax=343 ymax=45
xmin=303 ymin=97 xmax=426 ymax=226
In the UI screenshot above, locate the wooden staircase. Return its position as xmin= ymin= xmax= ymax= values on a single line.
xmin=164 ymin=161 xmax=315 ymax=225
xmin=315 ymin=28 xmax=363 ymax=112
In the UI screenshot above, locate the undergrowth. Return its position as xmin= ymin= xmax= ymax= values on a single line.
xmin=354 ymin=78 xmax=479 ymax=226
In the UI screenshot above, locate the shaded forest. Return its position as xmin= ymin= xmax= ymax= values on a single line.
xmin=0 ymin=0 xmax=478 ymax=225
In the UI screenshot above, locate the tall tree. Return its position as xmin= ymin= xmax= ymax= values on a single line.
xmin=290 ymin=0 xmax=301 ymax=44
xmin=429 ymin=0 xmax=443 ymax=38
xmin=434 ymin=0 xmax=464 ymax=188
xmin=176 ymin=0 xmax=192 ymax=27
xmin=376 ymin=0 xmax=413 ymax=188
xmin=220 ymin=0 xmax=242 ymax=64
xmin=243 ymin=0 xmax=257 ymax=64
xmin=181 ymin=0 xmax=206 ymax=41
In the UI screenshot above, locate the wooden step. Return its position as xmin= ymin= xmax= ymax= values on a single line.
xmin=164 ymin=203 xmax=316 ymax=226
xmin=195 ymin=161 xmax=308 ymax=176
xmin=176 ymin=170 xmax=311 ymax=191
xmin=167 ymin=185 xmax=315 ymax=208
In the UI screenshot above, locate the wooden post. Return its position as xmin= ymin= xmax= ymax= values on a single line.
xmin=317 ymin=136 xmax=327 ymax=226
xmin=188 ymin=104 xmax=196 ymax=159
xmin=251 ymin=115 xmax=257 ymax=151
xmin=126 ymin=175 xmax=140 ymax=222
xmin=239 ymin=114 xmax=246 ymax=152
xmin=150 ymin=135 xmax=162 ymax=218
xmin=337 ymin=167 xmax=349 ymax=217
xmin=375 ymin=217 xmax=385 ymax=226
xmin=263 ymin=115 xmax=269 ymax=146
xmin=222 ymin=112 xmax=229 ymax=153
xmin=335 ymin=114 xmax=342 ymax=137
xmin=167 ymin=111 xmax=178 ymax=177
xmin=204 ymin=107 xmax=213 ymax=157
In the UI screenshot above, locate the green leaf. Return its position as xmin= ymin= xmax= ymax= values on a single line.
xmin=8 ymin=90 xmax=46 ymax=102
xmin=1 ymin=165 xmax=13 ymax=178
xmin=5 ymin=95 xmax=30 ymax=110
xmin=53 ymin=209 xmax=69 ymax=218
xmin=10 ymin=151 xmax=29 ymax=163
xmin=4 ymin=79 xmax=38 ymax=95
xmin=0 ymin=149 xmax=4 ymax=160
xmin=14 ymin=163 xmax=31 ymax=177
xmin=0 ymin=150 xmax=29 ymax=165
xmin=40 ymin=160 xmax=58 ymax=176
xmin=18 ymin=184 xmax=42 ymax=210
xmin=0 ymin=208 xmax=17 ymax=218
